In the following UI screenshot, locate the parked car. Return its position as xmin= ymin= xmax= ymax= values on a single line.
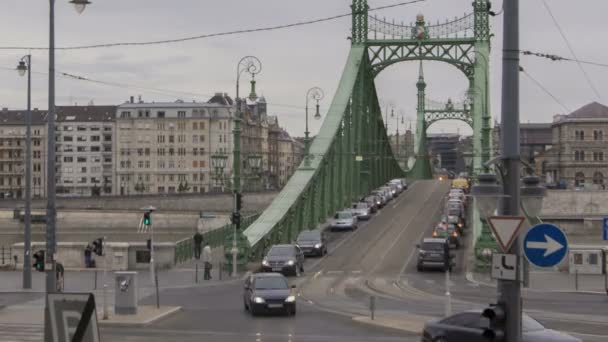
xmin=371 ymin=190 xmax=389 ymax=206
xmin=351 ymin=202 xmax=371 ymax=220
xmin=243 ymin=272 xmax=297 ymax=316
xmin=296 ymin=230 xmax=327 ymax=257
xmin=422 ymin=310 xmax=581 ymax=342
xmin=363 ymin=195 xmax=380 ymax=213
xmin=386 ymin=183 xmax=400 ymax=197
xmin=388 ymin=179 xmax=404 ymax=193
xmin=330 ymin=210 xmax=358 ymax=231
xmin=379 ymin=186 xmax=394 ymax=200
xmin=261 ymin=244 xmax=305 ymax=276
xmin=416 ymin=238 xmax=454 ymax=272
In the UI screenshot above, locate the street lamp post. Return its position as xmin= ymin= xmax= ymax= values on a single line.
xmin=305 ymin=87 xmax=324 ymax=154
xmin=211 ymin=153 xmax=227 ymax=193
xmin=17 ymin=55 xmax=32 ymax=289
xmin=46 ymin=0 xmax=91 ymax=292
xmin=231 ymin=56 xmax=261 ymax=277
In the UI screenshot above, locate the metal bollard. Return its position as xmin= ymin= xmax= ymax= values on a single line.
xmin=195 ymin=262 xmax=199 ymax=284
xmin=370 ymin=296 xmax=376 ymax=320
xmin=575 ymin=269 xmax=579 ymax=291
xmin=94 ymin=271 xmax=97 ymax=290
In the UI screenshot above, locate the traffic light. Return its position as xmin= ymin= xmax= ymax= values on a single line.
xmin=482 ymin=303 xmax=506 ymax=342
xmin=143 ymin=211 xmax=151 ymax=226
xmin=92 ymin=238 xmax=104 ymax=256
xmin=231 ymin=212 xmax=241 ymax=227
xmin=236 ymin=192 xmax=242 ymax=211
xmin=32 ymin=250 xmax=45 ymax=272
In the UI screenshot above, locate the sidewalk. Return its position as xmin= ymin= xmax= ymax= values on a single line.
xmin=470 ymin=270 xmax=608 ymax=294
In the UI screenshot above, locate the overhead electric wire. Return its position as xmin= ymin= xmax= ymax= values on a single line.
xmin=541 ymin=0 xmax=602 ymax=101
xmin=0 ymin=0 xmax=425 ymax=51
xmin=521 ymin=50 xmax=608 ymax=69
xmin=520 ymin=66 xmax=571 ymax=113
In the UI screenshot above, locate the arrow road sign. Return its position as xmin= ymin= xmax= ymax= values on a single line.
xmin=487 ymin=216 xmax=525 ymax=253
xmin=603 ymin=217 xmax=608 ymax=241
xmin=524 ymin=223 xmax=568 ymax=268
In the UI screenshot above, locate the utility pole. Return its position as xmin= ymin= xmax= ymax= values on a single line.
xmin=499 ymin=0 xmax=522 ymax=341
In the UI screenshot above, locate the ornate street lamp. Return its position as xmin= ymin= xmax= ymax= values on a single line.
xmin=305 ymin=87 xmax=324 ymax=153
xmin=69 ymin=0 xmax=91 ymax=14
xmin=520 ymin=176 xmax=547 ymax=218
xmin=211 ymin=153 xmax=228 ymax=190
xmin=248 ymin=154 xmax=262 ymax=172
xmin=470 ymin=173 xmax=504 ymax=218
xmin=17 ymin=55 xmax=32 ymax=290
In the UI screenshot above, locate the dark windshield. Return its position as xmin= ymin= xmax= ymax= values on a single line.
xmin=448 ymin=209 xmax=461 ymax=216
xmin=254 ymin=277 xmax=288 ymax=290
xmin=421 ymin=242 xmax=444 ymax=251
xmin=297 ymin=232 xmax=319 ymax=241
xmin=268 ymin=246 xmax=294 ymax=256
xmin=335 ymin=212 xmax=352 ymax=219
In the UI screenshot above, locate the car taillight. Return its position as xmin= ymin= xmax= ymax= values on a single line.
xmin=432 ymin=231 xmax=438 ymax=237
xmin=452 ymin=231 xmax=458 ymax=237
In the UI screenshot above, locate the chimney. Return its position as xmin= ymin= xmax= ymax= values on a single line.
xmin=130 ymin=96 xmax=134 ymax=104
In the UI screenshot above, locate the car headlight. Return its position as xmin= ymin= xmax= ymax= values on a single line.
xmin=286 ymin=260 xmax=295 ymax=266
xmin=285 ymin=295 xmax=296 ymax=303
xmin=314 ymin=243 xmax=322 ymax=249
xmin=418 ymin=250 xmax=426 ymax=256
xmin=254 ymin=296 xmax=265 ymax=304
xmin=262 ymin=260 xmax=269 ymax=266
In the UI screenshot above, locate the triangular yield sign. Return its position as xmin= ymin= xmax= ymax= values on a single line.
xmin=487 ymin=216 xmax=525 ymax=253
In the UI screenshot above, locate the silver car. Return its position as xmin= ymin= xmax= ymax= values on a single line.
xmin=330 ymin=211 xmax=358 ymax=231
xmin=351 ymin=202 xmax=371 ymax=220
xmin=379 ymin=186 xmax=394 ymax=200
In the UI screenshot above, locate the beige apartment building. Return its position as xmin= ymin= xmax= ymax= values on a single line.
xmin=0 ymin=109 xmax=48 ymax=199
xmin=114 ymin=95 xmax=234 ymax=195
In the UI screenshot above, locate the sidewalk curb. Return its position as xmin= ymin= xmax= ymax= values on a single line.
xmin=98 ymin=306 xmax=181 ymax=327
xmin=352 ymin=315 xmax=429 ymax=335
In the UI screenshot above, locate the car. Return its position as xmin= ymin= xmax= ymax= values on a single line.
xmin=422 ymin=310 xmax=581 ymax=342
xmin=385 ymin=183 xmax=399 ymax=197
xmin=243 ymin=273 xmax=297 ymax=316
xmin=388 ymin=179 xmax=404 ymax=193
xmin=351 ymin=202 xmax=371 ymax=220
xmin=432 ymin=223 xmax=460 ymax=249
xmin=371 ymin=190 xmax=389 ymax=206
xmin=416 ymin=238 xmax=454 ymax=272
xmin=446 ymin=214 xmax=465 ymax=235
xmin=363 ymin=195 xmax=380 ymax=213
xmin=379 ymin=186 xmax=394 ymax=200
xmin=330 ymin=210 xmax=358 ymax=231
xmin=261 ymin=244 xmax=305 ymax=276
xmin=296 ymin=230 xmax=327 ymax=257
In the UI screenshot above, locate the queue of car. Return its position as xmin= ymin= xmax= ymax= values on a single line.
xmin=246 ymin=178 xmax=407 ymax=317
xmin=417 ymin=179 xmax=469 ymax=272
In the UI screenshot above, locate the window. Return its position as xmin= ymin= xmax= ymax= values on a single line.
xmin=200 ymin=135 xmax=205 ymax=142
xmin=63 ymin=136 xmax=73 ymax=142
xmin=178 ymin=111 xmax=186 ymax=118
xmin=158 ymin=148 xmax=165 ymax=156
xmin=157 ymin=123 xmax=165 ymax=130
xmin=193 ymin=148 xmax=198 ymax=156
xmin=145 ymin=148 xmax=150 ymax=156
xmin=200 ymin=161 xmax=206 ymax=168
xmin=193 ymin=161 xmax=198 ymax=168
xmin=77 ymin=126 xmax=87 ymax=131
xmin=200 ymin=122 xmax=205 ymax=130
xmin=157 ymin=111 xmax=166 ymax=118
xmin=178 ymin=135 xmax=186 ymax=143
xmin=574 ymin=151 xmax=585 ymax=161
xmin=90 ymin=136 xmax=100 ymax=142
xmin=193 ymin=135 xmax=199 ymax=143
xmin=157 ymin=135 xmax=165 ymax=143
xmin=145 ymin=161 xmax=150 ymax=168
xmin=120 ymin=111 xmax=131 ymax=118
xmin=137 ymin=149 xmax=143 ymax=156
xmin=77 ymin=136 xmax=87 ymax=142
xmin=575 ymin=130 xmax=585 ymax=141
xmin=594 ymin=152 xmax=604 ymax=161
xmin=193 ymin=122 xmax=198 ymax=130
xmin=136 ymin=250 xmax=151 ymax=263
xmin=104 ymin=135 xmax=112 ymax=142
xmin=91 ymin=146 xmax=100 ymax=152
xmin=594 ymin=130 xmax=604 ymax=141
xmin=593 ymin=172 xmax=604 ymax=185
xmin=63 ymin=126 xmax=74 ymax=131
xmin=575 ymin=172 xmax=585 ymax=187
xmin=138 ymin=161 xmax=144 ymax=168
xmin=169 ymin=135 xmax=175 ymax=143
xmin=77 ymin=146 xmax=87 ymax=152
xmin=169 ymin=148 xmax=175 ymax=156
xmin=63 ymin=156 xmax=73 ymax=163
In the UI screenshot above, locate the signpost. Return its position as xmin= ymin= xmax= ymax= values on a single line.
xmin=487 ymin=216 xmax=525 ymax=253
xmin=523 ymin=223 xmax=568 ymax=268
xmin=603 ymin=217 xmax=608 ymax=241
xmin=47 ymin=293 xmax=100 ymax=342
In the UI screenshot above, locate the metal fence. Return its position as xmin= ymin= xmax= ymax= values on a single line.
xmin=174 ymin=213 xmax=260 ymax=265
xmin=1 ymin=246 xmax=12 ymax=266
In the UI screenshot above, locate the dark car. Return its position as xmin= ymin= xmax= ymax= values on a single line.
xmin=432 ymin=224 xmax=460 ymax=249
xmin=243 ymin=273 xmax=296 ymax=316
xmin=422 ymin=310 xmax=581 ymax=342
xmin=363 ymin=196 xmax=380 ymax=213
xmin=296 ymin=230 xmax=327 ymax=257
xmin=261 ymin=244 xmax=305 ymax=276
xmin=416 ymin=238 xmax=454 ymax=272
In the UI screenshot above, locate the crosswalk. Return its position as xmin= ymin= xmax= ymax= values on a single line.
xmin=0 ymin=323 xmax=43 ymax=342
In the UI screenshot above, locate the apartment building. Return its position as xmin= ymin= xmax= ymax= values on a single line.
xmin=55 ymin=106 xmax=116 ymax=196
xmin=114 ymin=95 xmax=234 ymax=195
xmin=0 ymin=109 xmax=48 ymax=199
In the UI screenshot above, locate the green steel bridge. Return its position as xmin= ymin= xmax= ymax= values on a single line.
xmin=229 ymin=0 xmax=496 ymax=269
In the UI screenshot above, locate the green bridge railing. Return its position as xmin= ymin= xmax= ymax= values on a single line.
xmin=174 ymin=213 xmax=260 ymax=265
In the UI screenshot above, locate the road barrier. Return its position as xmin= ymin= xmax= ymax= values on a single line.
xmin=174 ymin=213 xmax=260 ymax=265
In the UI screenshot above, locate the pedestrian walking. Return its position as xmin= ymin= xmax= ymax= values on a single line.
xmin=202 ymin=241 xmax=212 ymax=280
xmin=193 ymin=231 xmax=203 ymax=260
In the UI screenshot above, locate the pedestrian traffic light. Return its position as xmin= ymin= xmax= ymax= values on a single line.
xmin=236 ymin=192 xmax=242 ymax=211
xmin=32 ymin=250 xmax=45 ymax=272
xmin=146 ymin=239 xmax=151 ymax=251
xmin=143 ymin=211 xmax=151 ymax=226
xmin=91 ymin=238 xmax=103 ymax=256
xmin=231 ymin=212 xmax=241 ymax=227
xmin=481 ymin=303 xmax=506 ymax=342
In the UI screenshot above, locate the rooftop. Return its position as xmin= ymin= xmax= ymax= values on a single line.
xmin=567 ymin=102 xmax=608 ymax=119
xmin=56 ymin=105 xmax=116 ymax=122
xmin=0 ymin=109 xmax=48 ymax=125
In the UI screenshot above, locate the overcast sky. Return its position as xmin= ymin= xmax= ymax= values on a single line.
xmin=1 ymin=0 xmax=606 ymax=137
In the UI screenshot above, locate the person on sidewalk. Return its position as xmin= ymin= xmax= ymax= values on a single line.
xmin=193 ymin=231 xmax=203 ymax=260
xmin=202 ymin=241 xmax=213 ymax=280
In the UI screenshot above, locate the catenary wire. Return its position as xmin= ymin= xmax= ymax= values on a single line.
xmin=519 ymin=66 xmax=571 ymax=113
xmin=0 ymin=0 xmax=426 ymax=51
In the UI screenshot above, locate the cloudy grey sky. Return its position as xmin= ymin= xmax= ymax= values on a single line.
xmin=1 ymin=0 xmax=606 ymax=137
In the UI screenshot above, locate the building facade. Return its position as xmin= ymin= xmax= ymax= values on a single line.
xmin=492 ymin=122 xmax=553 ymax=162
xmin=55 ymin=106 xmax=116 ymax=197
xmin=545 ymin=102 xmax=608 ymax=189
xmin=427 ymin=133 xmax=461 ymax=174
xmin=114 ymin=96 xmax=234 ymax=195
xmin=0 ymin=109 xmax=47 ymax=199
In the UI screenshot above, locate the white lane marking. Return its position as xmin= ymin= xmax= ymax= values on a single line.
xmin=351 ymin=270 xmax=362 ymax=274
xmin=313 ymin=270 xmax=323 ymax=279
xmin=326 ymin=270 xmax=345 ymax=275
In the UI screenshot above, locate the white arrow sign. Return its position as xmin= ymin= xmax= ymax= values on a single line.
xmin=488 ymin=216 xmax=526 ymax=253
xmin=525 ymin=234 xmax=564 ymax=257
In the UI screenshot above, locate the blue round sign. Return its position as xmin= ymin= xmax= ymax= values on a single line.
xmin=523 ymin=223 xmax=568 ymax=268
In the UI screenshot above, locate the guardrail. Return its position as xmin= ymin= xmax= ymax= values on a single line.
xmin=174 ymin=213 xmax=260 ymax=265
